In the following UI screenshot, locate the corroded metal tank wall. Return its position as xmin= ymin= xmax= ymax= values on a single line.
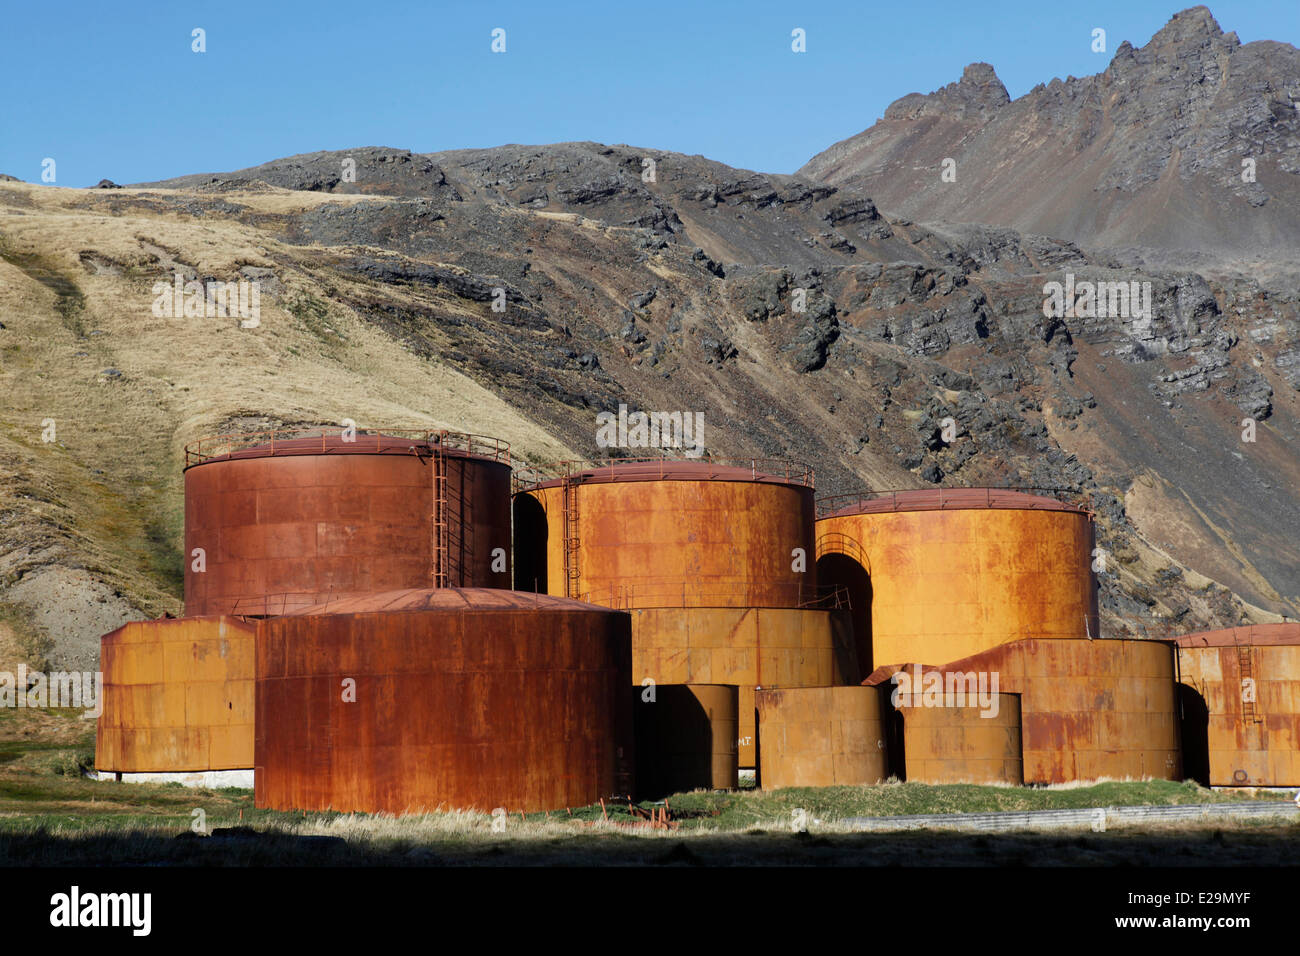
xmin=184 ymin=431 xmax=511 ymax=617
xmin=817 ymin=490 xmax=1098 ymax=671
xmin=869 ymin=638 xmax=1179 ymax=784
xmin=755 ymin=686 xmax=888 ymax=789
xmin=895 ymin=693 xmax=1023 ymax=785
xmin=1174 ymin=623 xmax=1300 ymax=787
xmin=634 ymin=684 xmax=738 ymax=798
xmin=96 ymin=616 xmax=255 ymax=773
xmin=631 ymin=606 xmax=858 ymax=767
xmin=254 ymin=589 xmax=633 ymax=814
xmin=516 ymin=460 xmax=817 ymax=608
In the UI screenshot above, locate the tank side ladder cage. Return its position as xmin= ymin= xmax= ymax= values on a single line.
xmin=510 ymin=456 xmax=815 ymax=494
xmin=562 ymin=463 xmax=581 ymax=599
xmin=431 ymin=443 xmax=449 ymax=588
xmin=184 ymin=426 xmax=511 ymax=467
xmin=814 ymin=486 xmax=1093 ymax=519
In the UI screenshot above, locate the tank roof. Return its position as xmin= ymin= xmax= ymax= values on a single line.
xmin=184 ymin=428 xmax=509 ymax=469
xmin=817 ymin=488 xmax=1089 ymax=518
xmin=515 ymin=458 xmax=813 ymax=491
xmin=283 ymin=587 xmax=619 ymax=615
xmin=1170 ymin=622 xmax=1300 ymax=648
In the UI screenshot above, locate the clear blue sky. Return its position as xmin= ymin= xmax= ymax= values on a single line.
xmin=2 ymin=0 xmax=1296 ymax=187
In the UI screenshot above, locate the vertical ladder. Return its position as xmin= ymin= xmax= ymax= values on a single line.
xmin=1238 ymin=644 xmax=1262 ymax=724
xmin=562 ymin=469 xmax=581 ymax=599
xmin=431 ymin=439 xmax=449 ymax=588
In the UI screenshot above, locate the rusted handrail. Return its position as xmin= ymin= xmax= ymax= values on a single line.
xmin=815 ymin=486 xmax=1090 ymax=518
xmin=185 ymin=426 xmax=511 ymax=468
xmin=513 ymin=456 xmax=814 ymax=493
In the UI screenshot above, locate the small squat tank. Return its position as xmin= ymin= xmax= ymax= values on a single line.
xmin=96 ymin=616 xmax=256 ymax=780
xmin=184 ymin=428 xmax=512 ymax=616
xmin=1174 ymin=623 xmax=1300 ymax=787
xmin=634 ymin=684 xmax=739 ymax=799
xmin=254 ymin=588 xmax=633 ymax=814
xmin=755 ymin=686 xmax=889 ymax=789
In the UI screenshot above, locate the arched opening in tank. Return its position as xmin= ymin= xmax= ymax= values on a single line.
xmin=1176 ymin=682 xmax=1211 ymax=787
xmin=816 ymin=552 xmax=873 ymax=676
xmin=513 ymin=494 xmax=548 ymax=593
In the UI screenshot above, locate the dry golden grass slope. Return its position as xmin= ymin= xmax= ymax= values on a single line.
xmin=0 ymin=181 xmax=575 ymax=667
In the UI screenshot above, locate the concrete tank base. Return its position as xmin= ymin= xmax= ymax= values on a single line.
xmin=869 ymin=638 xmax=1180 ymax=784
xmin=630 ymin=606 xmax=859 ymax=767
xmin=94 ymin=769 xmax=254 ymax=788
xmin=756 ymin=686 xmax=888 ymax=789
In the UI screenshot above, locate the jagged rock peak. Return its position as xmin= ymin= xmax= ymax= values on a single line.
xmin=884 ymin=62 xmax=1010 ymax=121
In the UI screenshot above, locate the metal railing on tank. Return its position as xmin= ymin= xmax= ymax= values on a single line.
xmin=184 ymin=426 xmax=510 ymax=468
xmin=571 ymin=582 xmax=850 ymax=611
xmin=512 ymin=455 xmax=814 ymax=494
xmin=815 ymin=486 xmax=1092 ymax=519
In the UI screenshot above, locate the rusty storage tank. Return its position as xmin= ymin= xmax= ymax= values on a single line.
xmin=816 ymin=488 xmax=1098 ymax=674
xmin=1174 ymin=623 xmax=1300 ymax=787
xmin=96 ymin=616 xmax=256 ymax=785
xmin=755 ymin=686 xmax=889 ymax=789
xmin=869 ymin=637 xmax=1180 ymax=784
xmin=255 ymin=588 xmax=633 ymax=814
xmin=890 ymin=679 xmax=1023 ymax=784
xmin=513 ymin=459 xmax=817 ymax=607
xmin=184 ymin=427 xmax=512 ymax=617
xmin=513 ymin=459 xmax=857 ymax=769
xmin=634 ymin=684 xmax=738 ymax=798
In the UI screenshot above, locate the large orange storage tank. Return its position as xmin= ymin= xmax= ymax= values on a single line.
xmin=184 ymin=428 xmax=512 ymax=617
xmin=869 ymin=638 xmax=1180 ymax=784
xmin=1174 ymin=623 xmax=1300 ymax=787
xmin=513 ymin=459 xmax=856 ymax=769
xmin=816 ymin=489 xmax=1098 ymax=673
xmin=514 ymin=459 xmax=817 ymax=607
xmin=755 ymin=686 xmax=889 ymax=789
xmin=96 ymin=616 xmax=256 ymax=778
xmin=254 ymin=588 xmax=633 ymax=814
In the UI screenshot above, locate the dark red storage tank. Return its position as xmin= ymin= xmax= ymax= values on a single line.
xmin=183 ymin=428 xmax=511 ymax=616
xmin=254 ymin=588 xmax=634 ymax=814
